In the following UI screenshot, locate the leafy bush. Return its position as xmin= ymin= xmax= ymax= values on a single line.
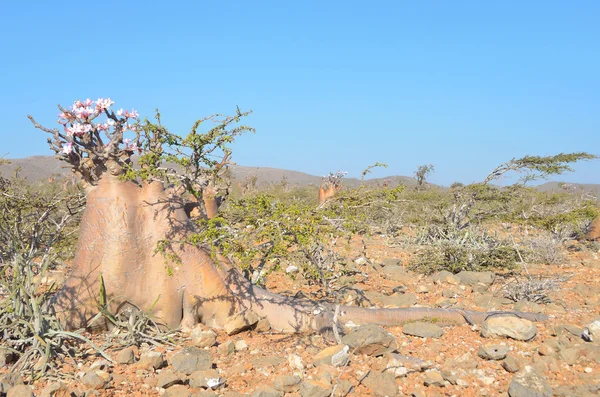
xmin=408 ymin=225 xmax=520 ymax=274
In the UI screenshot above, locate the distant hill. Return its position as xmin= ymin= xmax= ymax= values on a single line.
xmin=0 ymin=155 xmax=420 ymax=188
xmin=1 ymin=156 xmax=598 ymax=196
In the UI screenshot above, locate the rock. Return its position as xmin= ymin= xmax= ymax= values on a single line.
xmin=40 ymin=382 xmax=64 ymax=397
xmin=170 ymin=347 xmax=213 ymax=375
xmin=383 ymin=258 xmax=402 ymax=267
xmin=218 ymin=340 xmax=235 ymax=355
xmin=440 ymin=369 xmax=459 ymax=385
xmin=274 ymin=375 xmax=301 ymax=393
xmin=254 ymin=318 xmax=271 ymax=332
xmin=582 ymin=320 xmax=600 ymax=343
xmin=190 ymin=325 xmax=217 ymax=348
xmin=81 ymin=370 xmax=112 ymax=390
xmin=554 ymin=384 xmax=600 ymax=396
xmin=235 ymin=339 xmax=249 ymax=352
xmin=138 ymin=351 xmax=166 ymax=370
xmin=251 ymin=385 xmax=282 ymax=397
xmin=300 ymin=380 xmax=332 ymax=397
xmin=513 ymin=301 xmax=544 ymax=314
xmin=288 ymin=354 xmax=304 ymax=371
xmin=224 ymin=310 xmax=260 ymax=335
xmin=382 ymin=265 xmax=412 ymax=283
xmin=392 ymin=285 xmax=408 ymax=294
xmin=157 ymin=369 xmax=184 ymax=389
xmin=402 ymin=322 xmax=443 ymax=339
xmin=115 ymin=347 xmax=136 ymax=364
xmin=558 ymin=346 xmax=581 ymax=365
xmin=456 ymin=271 xmax=495 ymax=290
xmin=385 ymin=353 xmax=431 ymax=377
xmin=195 ymin=391 xmax=218 ymax=397
xmin=381 ymin=293 xmax=417 ymax=308
xmin=331 ymin=379 xmax=353 ymax=397
xmin=433 ymin=271 xmax=460 ymax=285
xmin=423 ymin=371 xmax=445 ymax=387
xmin=478 ymin=344 xmax=509 ymax=360
xmin=415 ymin=285 xmax=429 ymax=294
xmin=502 ymin=355 xmax=522 ymax=373
xmin=189 ymin=369 xmax=223 ymax=389
xmin=313 ymin=345 xmax=349 ymax=367
xmin=507 ymin=366 xmax=552 ymax=397
xmin=341 ymin=325 xmax=398 ymax=356
xmin=7 ymin=385 xmax=34 ymax=397
xmin=481 ymin=316 xmax=537 ymax=341
xmin=164 ymin=384 xmax=191 ymax=397
xmin=0 ymin=349 xmax=16 ymax=366
xmin=362 ymin=371 xmax=397 ymax=396
xmin=474 ymin=294 xmax=502 ymax=310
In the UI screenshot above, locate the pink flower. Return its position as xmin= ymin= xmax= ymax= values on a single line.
xmin=96 ymin=98 xmax=114 ymax=111
xmin=123 ymin=138 xmax=138 ymax=152
xmin=129 ymin=109 xmax=139 ymax=119
xmin=83 ymin=98 xmax=94 ymax=107
xmin=71 ymin=123 xmax=92 ymax=137
xmin=61 ymin=142 xmax=73 ymax=154
xmin=97 ymin=123 xmax=110 ymax=132
xmin=116 ymin=108 xmax=124 ymax=116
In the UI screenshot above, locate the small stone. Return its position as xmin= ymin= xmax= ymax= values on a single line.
xmin=286 ymin=265 xmax=299 ymax=274
xmin=190 ymin=325 xmax=217 ymax=348
xmin=170 ymin=347 xmax=213 ymax=375
xmin=440 ymin=369 xmax=459 ymax=385
xmin=582 ymin=320 xmax=600 ymax=342
xmin=331 ymin=379 xmax=353 ymax=397
xmin=138 ymin=351 xmax=166 ymax=370
xmin=274 ymin=375 xmax=301 ymax=393
xmin=478 ymin=344 xmax=509 ymax=360
xmin=81 ymin=370 xmax=111 ymax=390
xmin=7 ymin=385 xmax=34 ymax=397
xmin=313 ymin=345 xmax=349 ymax=367
xmin=252 ymin=385 xmax=282 ymax=397
xmin=362 ymin=371 xmax=398 ymax=396
xmin=218 ymin=340 xmax=235 ymax=355
xmin=234 ymin=340 xmax=248 ymax=352
xmin=40 ymin=382 xmax=64 ymax=397
xmin=156 ymin=369 xmax=184 ymax=389
xmin=116 ymin=347 xmax=136 ymax=364
xmin=424 ymin=371 xmax=445 ymax=387
xmin=164 ymin=384 xmax=190 ymax=397
xmin=224 ymin=310 xmax=260 ymax=335
xmin=415 ymin=285 xmax=429 ymax=294
xmin=254 ymin=318 xmax=271 ymax=332
xmin=481 ymin=316 xmax=537 ymax=341
xmin=508 ymin=366 xmax=552 ymax=397
xmin=341 ymin=325 xmax=398 ymax=356
xmin=456 ymin=271 xmax=495 ymax=290
xmin=402 ymin=322 xmax=444 ymax=339
xmin=0 ymin=349 xmax=16 ymax=366
xmin=381 ymin=293 xmax=417 ymax=308
xmin=189 ymin=369 xmax=222 ymax=389
xmin=300 ymin=380 xmax=332 ymax=397
xmin=288 ymin=354 xmax=304 ymax=371
xmin=502 ymin=355 xmax=522 ymax=373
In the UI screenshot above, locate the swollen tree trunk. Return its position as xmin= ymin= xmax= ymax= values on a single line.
xmin=587 ymin=214 xmax=600 ymax=241
xmin=52 ymin=176 xmax=547 ymax=333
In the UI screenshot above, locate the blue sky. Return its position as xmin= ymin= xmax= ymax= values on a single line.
xmin=1 ymin=1 xmax=598 ymax=185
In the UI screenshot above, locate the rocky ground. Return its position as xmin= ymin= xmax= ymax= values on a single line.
xmin=1 ymin=237 xmax=599 ymax=397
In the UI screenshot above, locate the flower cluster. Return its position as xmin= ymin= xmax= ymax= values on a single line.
xmin=322 ymin=170 xmax=347 ymax=187
xmin=57 ymin=98 xmax=140 ymax=156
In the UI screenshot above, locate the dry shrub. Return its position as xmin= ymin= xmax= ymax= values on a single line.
xmin=502 ymin=276 xmax=563 ymax=303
